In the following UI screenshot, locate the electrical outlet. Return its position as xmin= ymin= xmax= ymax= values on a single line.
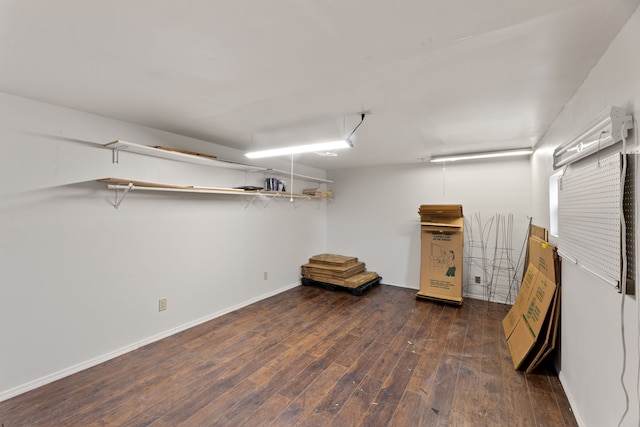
xmin=159 ymin=298 xmax=167 ymax=311
xmin=263 ymin=271 xmax=268 ymax=280
xmin=475 ymin=276 xmax=481 ymax=284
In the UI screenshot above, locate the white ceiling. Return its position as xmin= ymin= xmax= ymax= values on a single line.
xmin=1 ymin=1 xmax=639 ymax=169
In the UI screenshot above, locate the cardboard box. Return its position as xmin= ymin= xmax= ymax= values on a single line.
xmin=524 ymin=286 xmax=561 ymax=373
xmin=301 ymin=254 xmax=379 ymax=289
xmin=308 ymin=253 xmax=359 ymax=267
xmin=301 ymin=261 xmax=366 ymax=281
xmin=502 ymin=236 xmax=560 ymax=370
xmin=502 ymin=264 xmax=539 ymax=338
xmin=416 ymin=205 xmax=464 ymax=305
xmin=343 ymin=271 xmax=380 ymax=288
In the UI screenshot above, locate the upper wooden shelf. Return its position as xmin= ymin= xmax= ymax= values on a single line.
xmin=104 ymin=140 xmax=333 ymax=183
xmin=104 ymin=140 xmax=261 ymax=171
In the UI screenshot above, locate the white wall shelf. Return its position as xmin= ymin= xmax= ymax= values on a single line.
xmin=98 ymin=178 xmax=332 ymax=209
xmin=105 ymin=140 xmax=262 ymax=170
xmin=104 ymin=140 xmax=333 ymax=183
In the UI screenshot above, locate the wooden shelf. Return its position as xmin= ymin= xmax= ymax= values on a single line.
xmin=104 ymin=140 xmax=333 ymax=183
xmin=97 ymin=178 xmax=332 ymax=208
xmin=257 ymin=168 xmax=333 ymax=184
xmin=105 ymin=140 xmax=263 ymax=171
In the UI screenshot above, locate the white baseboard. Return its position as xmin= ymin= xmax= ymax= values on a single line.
xmin=0 ymin=343 xmax=139 ymax=403
xmin=383 ymin=282 xmax=508 ymax=304
xmin=137 ymin=281 xmax=300 ymax=348
xmin=382 ymin=281 xmax=418 ymax=290
xmin=0 ymin=281 xmax=301 ymax=403
xmin=558 ymin=370 xmax=585 ymax=427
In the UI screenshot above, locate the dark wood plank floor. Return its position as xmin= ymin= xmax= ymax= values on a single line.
xmin=0 ymin=284 xmax=577 ymax=426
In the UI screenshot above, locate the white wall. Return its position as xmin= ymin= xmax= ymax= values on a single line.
xmin=531 ymin=8 xmax=640 ymax=427
xmin=0 ymin=92 xmax=328 ymax=400
xmin=327 ymin=159 xmax=531 ymax=303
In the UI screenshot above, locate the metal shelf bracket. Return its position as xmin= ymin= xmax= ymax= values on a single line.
xmin=111 ymin=147 xmax=125 ymax=164
xmin=113 ymin=183 xmax=134 ymax=209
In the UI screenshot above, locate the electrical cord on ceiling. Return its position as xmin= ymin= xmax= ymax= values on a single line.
xmin=346 ymin=113 xmax=366 ymax=144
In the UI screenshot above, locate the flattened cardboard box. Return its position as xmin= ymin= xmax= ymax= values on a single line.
xmin=417 ymin=205 xmax=464 ymax=305
xmin=502 ymin=236 xmax=560 ymax=369
xmin=527 ymin=236 xmax=559 ymax=284
xmin=304 ymin=271 xmax=379 ymax=288
xmin=525 ymin=286 xmax=561 ymax=373
xmin=502 ymin=264 xmax=539 ymax=338
xmin=308 ymin=254 xmax=359 ymax=267
xmin=343 ymin=271 xmax=380 ymax=288
xmin=301 ymin=261 xmax=366 ymax=279
xmin=507 ymin=273 xmax=557 ymax=369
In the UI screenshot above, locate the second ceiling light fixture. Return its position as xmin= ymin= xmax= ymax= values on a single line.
xmin=245 ymin=113 xmax=366 ymax=159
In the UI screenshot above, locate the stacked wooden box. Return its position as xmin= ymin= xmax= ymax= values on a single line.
xmin=301 ymin=254 xmax=380 ymax=295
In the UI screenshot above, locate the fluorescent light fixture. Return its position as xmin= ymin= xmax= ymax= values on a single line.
xmin=430 ymin=148 xmax=533 ymax=163
xmin=245 ymin=139 xmax=352 ymax=159
xmin=553 ymin=106 xmax=633 ymax=169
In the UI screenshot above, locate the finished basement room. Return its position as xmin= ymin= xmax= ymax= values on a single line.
xmin=1 ymin=1 xmax=639 ymax=426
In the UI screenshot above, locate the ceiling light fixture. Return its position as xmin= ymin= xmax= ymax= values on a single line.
xmin=245 ymin=113 xmax=366 ymax=159
xmin=553 ymin=106 xmax=632 ymax=169
xmin=245 ymin=139 xmax=352 ymax=159
xmin=430 ymin=148 xmax=533 ymax=163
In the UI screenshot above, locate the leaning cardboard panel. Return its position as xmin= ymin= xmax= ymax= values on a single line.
xmin=520 ymin=224 xmax=549 ymax=283
xmin=527 ymin=237 xmax=559 ymax=285
xmin=502 ymin=264 xmax=539 ymax=339
xmin=525 ymin=286 xmax=561 ymax=373
xmin=417 ymin=205 xmax=464 ymax=305
xmin=507 ymin=273 xmax=557 ymax=369
xmin=503 ymin=236 xmax=560 ymax=369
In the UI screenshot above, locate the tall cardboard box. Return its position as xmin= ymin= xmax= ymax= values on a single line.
xmin=417 ymin=205 xmax=464 ymax=305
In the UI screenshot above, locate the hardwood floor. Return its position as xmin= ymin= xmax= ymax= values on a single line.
xmin=0 ymin=284 xmax=577 ymax=426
